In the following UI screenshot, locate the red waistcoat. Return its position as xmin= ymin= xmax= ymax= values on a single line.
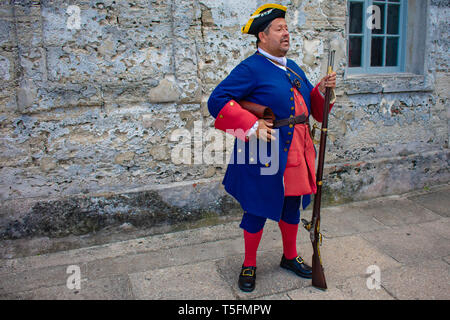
xmin=283 ymin=88 xmax=317 ymax=196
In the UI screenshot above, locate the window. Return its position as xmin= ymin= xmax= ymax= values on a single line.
xmin=347 ymin=0 xmax=407 ymax=74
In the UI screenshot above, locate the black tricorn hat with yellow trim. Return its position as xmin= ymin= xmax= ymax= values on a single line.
xmin=241 ymin=3 xmax=287 ymax=36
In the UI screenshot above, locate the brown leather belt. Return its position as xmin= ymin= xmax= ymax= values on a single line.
xmin=273 ymin=113 xmax=308 ymax=128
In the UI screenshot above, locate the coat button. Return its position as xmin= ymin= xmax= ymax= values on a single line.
xmin=288 ymin=131 xmax=292 ymax=135
xmin=290 ymin=97 xmax=294 ymax=101
xmin=290 ymin=88 xmax=294 ymax=92
xmin=219 ymin=114 xmax=224 ymax=118
xmin=265 ymin=163 xmax=269 ymax=167
xmin=230 ymin=101 xmax=234 ymax=106
xmin=284 ymin=148 xmax=288 ymax=152
xmin=286 ymin=140 xmax=290 ymax=144
xmin=291 ymin=107 xmax=295 ymax=110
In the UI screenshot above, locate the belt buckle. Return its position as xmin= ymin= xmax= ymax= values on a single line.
xmin=288 ymin=117 xmax=296 ymax=126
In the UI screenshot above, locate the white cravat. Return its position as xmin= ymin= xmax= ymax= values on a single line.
xmin=257 ymin=47 xmax=287 ymax=70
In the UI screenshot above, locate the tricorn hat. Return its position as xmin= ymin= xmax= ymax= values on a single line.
xmin=241 ymin=3 xmax=287 ymax=36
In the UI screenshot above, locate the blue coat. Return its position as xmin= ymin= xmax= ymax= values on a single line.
xmin=208 ymin=52 xmax=318 ymax=221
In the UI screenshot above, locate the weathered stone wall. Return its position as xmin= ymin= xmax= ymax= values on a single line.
xmin=0 ymin=0 xmax=448 ymax=239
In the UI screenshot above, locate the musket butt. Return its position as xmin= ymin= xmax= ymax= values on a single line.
xmin=312 ymin=253 xmax=328 ymax=290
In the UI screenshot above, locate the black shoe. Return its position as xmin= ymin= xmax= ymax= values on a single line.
xmin=280 ymin=255 xmax=312 ymax=279
xmin=238 ymin=266 xmax=256 ymax=292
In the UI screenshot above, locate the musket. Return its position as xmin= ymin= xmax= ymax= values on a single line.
xmin=301 ymin=50 xmax=335 ymax=290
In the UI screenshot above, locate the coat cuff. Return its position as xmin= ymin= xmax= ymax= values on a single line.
xmin=214 ymin=100 xmax=259 ymax=141
xmin=311 ymin=83 xmax=336 ymax=110
xmin=312 ymin=83 xmax=336 ymax=106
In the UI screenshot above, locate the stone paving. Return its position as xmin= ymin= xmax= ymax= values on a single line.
xmin=0 ymin=184 xmax=449 ymax=300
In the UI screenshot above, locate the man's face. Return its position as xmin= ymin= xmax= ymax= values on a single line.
xmin=259 ymin=17 xmax=290 ymax=57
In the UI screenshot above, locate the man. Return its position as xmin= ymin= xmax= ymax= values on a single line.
xmin=208 ymin=3 xmax=336 ymax=292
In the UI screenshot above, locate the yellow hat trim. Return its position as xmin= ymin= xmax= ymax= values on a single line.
xmin=241 ymin=3 xmax=287 ymax=34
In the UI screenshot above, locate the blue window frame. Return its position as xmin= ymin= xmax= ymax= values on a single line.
xmin=347 ymin=0 xmax=407 ymax=74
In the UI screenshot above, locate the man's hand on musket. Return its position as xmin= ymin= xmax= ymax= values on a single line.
xmin=256 ymin=119 xmax=276 ymax=142
xmin=318 ymin=72 xmax=337 ymax=95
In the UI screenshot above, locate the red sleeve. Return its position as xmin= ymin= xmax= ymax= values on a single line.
xmin=310 ymin=83 xmax=334 ymax=123
xmin=214 ymin=100 xmax=259 ymax=141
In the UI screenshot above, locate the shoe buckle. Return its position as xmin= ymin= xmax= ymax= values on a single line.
xmin=295 ymin=256 xmax=304 ymax=264
xmin=241 ymin=268 xmax=255 ymax=277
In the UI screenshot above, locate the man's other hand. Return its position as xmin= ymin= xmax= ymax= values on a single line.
xmin=256 ymin=119 xmax=275 ymax=142
xmin=318 ymin=72 xmax=337 ymax=95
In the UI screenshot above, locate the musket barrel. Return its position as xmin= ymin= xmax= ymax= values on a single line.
xmin=309 ymin=49 xmax=335 ymax=290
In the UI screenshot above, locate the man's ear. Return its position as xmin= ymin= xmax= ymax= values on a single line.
xmin=258 ymin=31 xmax=266 ymax=44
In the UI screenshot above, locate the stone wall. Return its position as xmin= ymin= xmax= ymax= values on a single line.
xmin=0 ymin=0 xmax=448 ymax=239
